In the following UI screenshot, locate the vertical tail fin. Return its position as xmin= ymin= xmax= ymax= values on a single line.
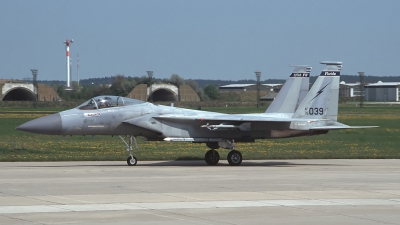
xmin=265 ymin=65 xmax=311 ymax=113
xmin=292 ymin=61 xmax=342 ymax=121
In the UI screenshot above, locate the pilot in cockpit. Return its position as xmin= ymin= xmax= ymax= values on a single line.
xmin=97 ymin=97 xmax=112 ymax=108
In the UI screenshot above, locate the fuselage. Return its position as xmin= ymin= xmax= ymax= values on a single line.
xmin=18 ymin=100 xmax=324 ymax=142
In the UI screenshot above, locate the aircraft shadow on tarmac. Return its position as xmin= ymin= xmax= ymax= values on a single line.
xmin=18 ymin=160 xmax=339 ymax=168
xmin=144 ymin=160 xmax=338 ymax=167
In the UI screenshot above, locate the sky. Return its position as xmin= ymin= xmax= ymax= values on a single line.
xmin=1 ymin=0 xmax=400 ymax=82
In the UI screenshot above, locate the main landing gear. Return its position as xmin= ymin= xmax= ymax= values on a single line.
xmin=205 ymin=149 xmax=220 ymax=165
xmin=119 ymin=135 xmax=139 ymax=166
xmin=205 ymin=140 xmax=243 ymax=166
xmin=227 ymin=150 xmax=242 ymax=166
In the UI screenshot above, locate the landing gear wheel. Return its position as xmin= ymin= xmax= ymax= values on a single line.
xmin=120 ymin=136 xmax=140 ymax=166
xmin=127 ymin=156 xmax=137 ymax=166
xmin=205 ymin=150 xmax=220 ymax=165
xmin=227 ymin=150 xmax=242 ymax=166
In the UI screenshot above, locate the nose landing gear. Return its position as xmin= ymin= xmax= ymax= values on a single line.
xmin=120 ymin=135 xmax=139 ymax=166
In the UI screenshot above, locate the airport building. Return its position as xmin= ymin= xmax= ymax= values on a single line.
xmin=0 ymin=80 xmax=61 ymax=101
xmin=2 ymin=79 xmax=399 ymax=102
xmin=364 ymin=81 xmax=400 ymax=102
xmin=218 ymin=83 xmax=283 ymax=101
xmin=127 ymin=83 xmax=200 ymax=102
xmin=220 ymin=81 xmax=400 ymax=102
xmin=339 ymin=81 xmax=363 ymax=98
xmin=219 ymin=84 xmax=283 ymax=92
xmin=328 ymin=81 xmax=400 ymax=101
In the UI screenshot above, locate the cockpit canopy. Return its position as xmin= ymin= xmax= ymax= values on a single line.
xmin=77 ymin=96 xmax=145 ymax=110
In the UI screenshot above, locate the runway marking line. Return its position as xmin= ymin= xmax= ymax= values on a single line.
xmin=1 ymin=199 xmax=400 ymax=214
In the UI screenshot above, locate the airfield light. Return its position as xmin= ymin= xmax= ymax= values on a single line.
xmin=30 ymin=69 xmax=38 ymax=106
xmin=146 ymin=71 xmax=153 ymax=79
xmin=255 ymin=70 xmax=261 ymax=108
xmin=147 ymin=71 xmax=154 ymax=102
xmin=77 ymin=54 xmax=80 ymax=86
xmin=64 ymin=39 xmax=73 ymax=88
xmin=30 ymin=69 xmax=38 ymax=84
xmin=358 ymin=72 xmax=364 ymax=108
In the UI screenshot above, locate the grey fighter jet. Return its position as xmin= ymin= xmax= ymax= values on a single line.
xmin=17 ymin=62 xmax=377 ymax=166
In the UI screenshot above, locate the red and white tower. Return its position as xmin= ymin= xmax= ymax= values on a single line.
xmin=64 ymin=39 xmax=73 ymax=88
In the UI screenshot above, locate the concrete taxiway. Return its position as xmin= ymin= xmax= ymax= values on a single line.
xmin=1 ymin=159 xmax=400 ymax=225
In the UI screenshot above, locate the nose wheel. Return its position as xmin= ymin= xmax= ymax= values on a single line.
xmin=127 ymin=156 xmax=137 ymax=166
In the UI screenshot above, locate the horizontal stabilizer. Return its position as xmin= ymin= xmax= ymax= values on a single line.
xmin=310 ymin=126 xmax=379 ymax=130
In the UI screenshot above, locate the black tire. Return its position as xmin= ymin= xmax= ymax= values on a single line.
xmin=205 ymin=150 xmax=220 ymax=165
xmin=127 ymin=156 xmax=137 ymax=166
xmin=227 ymin=150 xmax=242 ymax=166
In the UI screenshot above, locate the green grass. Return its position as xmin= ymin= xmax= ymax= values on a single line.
xmin=0 ymin=105 xmax=399 ymax=162
xmin=0 ymin=107 xmax=69 ymax=112
xmin=338 ymin=104 xmax=400 ymax=114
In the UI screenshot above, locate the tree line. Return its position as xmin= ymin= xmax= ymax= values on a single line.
xmin=39 ymin=74 xmax=400 ymax=101
xmin=50 ymin=74 xmax=220 ymax=101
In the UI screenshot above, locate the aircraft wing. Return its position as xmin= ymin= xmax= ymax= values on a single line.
xmin=122 ymin=121 xmax=163 ymax=134
xmin=123 ymin=114 xmax=163 ymax=135
xmin=153 ymin=115 xmax=378 ymax=131
xmin=153 ymin=114 xmax=304 ymax=123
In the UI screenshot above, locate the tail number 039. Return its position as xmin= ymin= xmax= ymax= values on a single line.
xmin=307 ymin=107 xmax=324 ymax=115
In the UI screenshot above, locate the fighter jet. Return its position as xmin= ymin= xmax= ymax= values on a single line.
xmin=17 ymin=62 xmax=377 ymax=166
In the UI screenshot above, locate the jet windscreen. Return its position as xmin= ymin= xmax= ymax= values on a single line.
xmin=76 ymin=96 xmax=145 ymax=110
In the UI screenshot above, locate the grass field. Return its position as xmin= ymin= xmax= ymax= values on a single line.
xmin=0 ymin=104 xmax=399 ymax=162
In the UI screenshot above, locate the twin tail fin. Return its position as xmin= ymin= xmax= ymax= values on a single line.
xmin=292 ymin=61 xmax=342 ymax=121
xmin=265 ymin=65 xmax=311 ymax=113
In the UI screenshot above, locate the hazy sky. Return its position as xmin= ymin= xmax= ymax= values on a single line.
xmin=1 ymin=0 xmax=399 ymax=82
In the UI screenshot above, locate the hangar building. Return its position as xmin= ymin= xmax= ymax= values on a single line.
xmin=0 ymin=80 xmax=61 ymax=101
xmin=220 ymin=81 xmax=400 ymax=102
xmin=339 ymin=81 xmax=363 ymax=98
xmin=127 ymin=83 xmax=200 ymax=102
xmin=364 ymin=81 xmax=400 ymax=102
xmin=219 ymin=84 xmax=283 ymax=92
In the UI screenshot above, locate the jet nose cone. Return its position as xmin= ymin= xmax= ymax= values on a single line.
xmin=17 ymin=113 xmax=62 ymax=135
